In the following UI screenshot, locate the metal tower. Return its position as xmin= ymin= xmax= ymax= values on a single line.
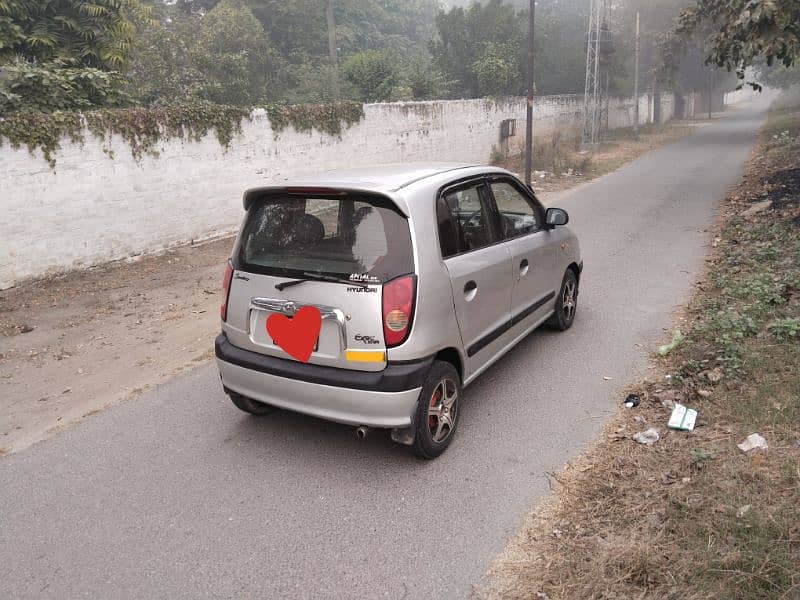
xmin=581 ymin=0 xmax=613 ymax=149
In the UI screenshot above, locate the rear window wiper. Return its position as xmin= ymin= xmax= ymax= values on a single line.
xmin=275 ymin=272 xmax=371 ymax=291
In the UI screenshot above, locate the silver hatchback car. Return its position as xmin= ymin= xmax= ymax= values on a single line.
xmin=216 ymin=163 xmax=581 ymax=458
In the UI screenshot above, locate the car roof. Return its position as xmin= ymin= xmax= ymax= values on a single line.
xmin=277 ymin=162 xmax=479 ymax=192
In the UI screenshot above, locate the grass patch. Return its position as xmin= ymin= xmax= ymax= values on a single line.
xmin=492 ymin=129 xmax=590 ymax=176
xmin=492 ymin=120 xmax=697 ymax=196
xmin=479 ymin=106 xmax=800 ymax=599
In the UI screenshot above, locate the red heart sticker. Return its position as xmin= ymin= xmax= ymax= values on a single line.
xmin=266 ymin=306 xmax=322 ymax=363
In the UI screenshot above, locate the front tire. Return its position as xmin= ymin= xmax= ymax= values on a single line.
xmin=228 ymin=391 xmax=279 ymax=416
xmin=548 ymin=269 xmax=578 ymax=331
xmin=411 ymin=360 xmax=461 ymax=459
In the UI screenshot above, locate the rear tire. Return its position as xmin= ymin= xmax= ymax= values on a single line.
xmin=547 ymin=269 xmax=578 ymax=331
xmin=411 ymin=360 xmax=461 ymax=459
xmin=228 ymin=391 xmax=279 ymax=416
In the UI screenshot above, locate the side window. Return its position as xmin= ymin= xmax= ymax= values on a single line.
xmin=490 ymin=181 xmax=540 ymax=238
xmin=437 ymin=184 xmax=497 ymax=257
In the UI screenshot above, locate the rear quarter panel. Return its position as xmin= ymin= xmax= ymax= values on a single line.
xmin=385 ymin=180 xmax=465 ymax=369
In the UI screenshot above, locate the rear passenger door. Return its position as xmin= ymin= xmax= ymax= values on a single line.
xmin=437 ymin=180 xmax=512 ymax=371
xmin=488 ymin=178 xmax=557 ymax=327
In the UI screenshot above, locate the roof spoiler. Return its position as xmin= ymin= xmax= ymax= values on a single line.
xmin=243 ymin=186 xmax=349 ymax=211
xmin=242 ymin=186 xmax=410 ymax=216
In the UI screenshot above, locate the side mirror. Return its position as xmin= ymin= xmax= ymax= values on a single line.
xmin=545 ymin=207 xmax=569 ymax=227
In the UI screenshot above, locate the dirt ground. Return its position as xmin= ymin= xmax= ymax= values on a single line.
xmin=499 ymin=120 xmax=702 ymax=197
xmin=0 ymin=237 xmax=233 ymax=454
xmin=0 ymin=119 xmax=702 ymax=456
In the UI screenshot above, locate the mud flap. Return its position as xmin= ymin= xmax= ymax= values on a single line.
xmin=391 ymin=425 xmax=416 ymax=446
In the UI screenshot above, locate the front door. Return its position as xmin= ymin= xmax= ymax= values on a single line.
xmin=488 ymin=178 xmax=557 ymax=325
xmin=437 ymin=181 xmax=512 ymax=372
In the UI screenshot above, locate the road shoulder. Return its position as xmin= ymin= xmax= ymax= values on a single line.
xmin=476 ymin=102 xmax=800 ymax=600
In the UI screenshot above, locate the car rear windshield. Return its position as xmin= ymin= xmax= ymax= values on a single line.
xmin=235 ymin=193 xmax=414 ymax=283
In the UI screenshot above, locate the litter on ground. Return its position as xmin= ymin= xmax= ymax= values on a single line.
xmin=738 ymin=433 xmax=768 ymax=452
xmin=624 ymin=393 xmax=641 ymax=408
xmin=633 ymin=428 xmax=660 ymax=444
xmin=658 ymin=330 xmax=684 ymax=356
xmin=668 ymin=403 xmax=698 ymax=431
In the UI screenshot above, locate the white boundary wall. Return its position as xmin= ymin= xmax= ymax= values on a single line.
xmin=724 ymin=87 xmax=760 ymax=106
xmin=0 ymin=93 xmax=675 ymax=288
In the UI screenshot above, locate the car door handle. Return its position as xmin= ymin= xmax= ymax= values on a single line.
xmin=519 ymin=259 xmax=530 ymax=278
xmin=463 ymin=280 xmax=477 ymax=301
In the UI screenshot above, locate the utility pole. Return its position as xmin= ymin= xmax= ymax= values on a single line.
xmin=524 ymin=0 xmax=536 ymax=187
xmin=633 ymin=11 xmax=640 ymax=138
xmin=707 ymin=68 xmax=714 ymax=119
xmin=327 ymin=0 xmax=340 ymax=100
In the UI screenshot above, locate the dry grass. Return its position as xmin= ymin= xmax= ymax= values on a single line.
xmin=477 ymin=106 xmax=800 ymax=600
xmin=492 ymin=120 xmax=698 ymax=197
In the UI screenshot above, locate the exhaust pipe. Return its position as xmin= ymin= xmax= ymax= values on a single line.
xmin=355 ymin=426 xmax=370 ymax=440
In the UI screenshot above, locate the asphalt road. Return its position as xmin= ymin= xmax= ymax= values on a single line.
xmin=0 ymin=103 xmax=768 ymax=599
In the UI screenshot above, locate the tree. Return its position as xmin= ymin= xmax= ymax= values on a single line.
xmin=342 ymin=49 xmax=399 ymax=101
xmin=471 ymin=42 xmax=521 ymax=97
xmin=246 ymin=0 xmax=441 ymax=101
xmin=430 ymin=1 xmax=526 ymax=98
xmin=0 ymin=0 xmax=152 ymax=112
xmin=400 ymin=55 xmax=452 ymax=100
xmin=530 ymin=0 xmax=593 ymax=95
xmin=675 ymin=0 xmax=799 ymax=83
xmin=125 ymin=11 xmax=207 ymax=106
xmin=175 ymin=0 xmax=220 ymax=14
xmin=0 ymin=0 xmax=151 ymax=70
xmin=248 ymin=0 xmax=327 ymax=67
xmin=191 ymin=0 xmax=279 ymax=105
xmin=0 ymin=57 xmax=127 ymax=112
xmin=334 ymin=0 xmax=439 ymax=57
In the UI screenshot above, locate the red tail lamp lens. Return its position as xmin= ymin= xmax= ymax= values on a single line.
xmin=382 ymin=275 xmax=416 ymax=347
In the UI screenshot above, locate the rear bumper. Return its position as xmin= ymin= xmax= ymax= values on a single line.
xmin=215 ymin=334 xmax=429 ymax=428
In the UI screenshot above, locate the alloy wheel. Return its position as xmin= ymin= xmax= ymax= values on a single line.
xmin=427 ymin=378 xmax=458 ymax=443
xmin=562 ymin=279 xmax=577 ymax=322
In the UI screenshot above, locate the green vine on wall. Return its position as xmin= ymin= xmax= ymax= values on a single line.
xmin=0 ymin=100 xmax=365 ymax=168
xmin=265 ymin=101 xmax=364 ymax=137
xmin=0 ymin=111 xmax=85 ymax=168
xmin=84 ymin=103 xmax=251 ymax=162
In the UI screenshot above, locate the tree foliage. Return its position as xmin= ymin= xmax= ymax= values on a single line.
xmin=1 ymin=0 xmax=756 ymax=115
xmin=672 ymin=0 xmax=799 ymax=85
xmin=0 ymin=0 xmax=151 ymax=113
xmin=0 ymin=0 xmax=151 ymax=69
xmin=679 ymin=0 xmax=799 ymax=71
xmin=342 ymin=49 xmax=399 ymax=102
xmin=431 ymin=0 xmax=526 ymax=98
xmin=192 ymin=0 xmax=278 ymax=105
xmin=124 ymin=10 xmax=205 ymax=106
xmin=0 ymin=58 xmax=127 ymax=112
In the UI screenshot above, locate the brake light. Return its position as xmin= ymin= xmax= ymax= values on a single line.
xmin=285 ymin=187 xmax=347 ymax=196
xmin=382 ymin=275 xmax=416 ymax=347
xmin=220 ymin=261 xmax=233 ymax=321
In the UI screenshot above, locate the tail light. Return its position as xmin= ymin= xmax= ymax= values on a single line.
xmin=220 ymin=261 xmax=233 ymax=321
xmin=382 ymin=275 xmax=416 ymax=347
